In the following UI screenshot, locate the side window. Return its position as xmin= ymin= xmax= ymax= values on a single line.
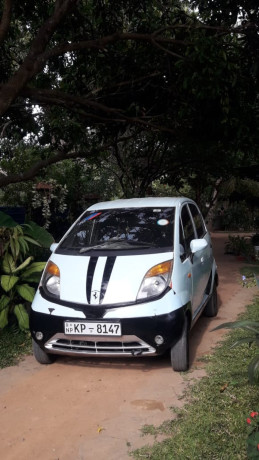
xmin=188 ymin=204 xmax=206 ymax=239
xmin=179 ymin=220 xmax=187 ymax=261
xmin=181 ymin=205 xmax=195 ymax=249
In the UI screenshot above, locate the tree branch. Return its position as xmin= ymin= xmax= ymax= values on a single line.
xmin=0 ymin=0 xmax=77 ymax=117
xmin=38 ymin=23 xmax=250 ymax=62
xmin=0 ymin=148 xmax=87 ymax=188
xmin=0 ymin=0 xmax=12 ymax=45
xmin=20 ymin=86 xmax=176 ymax=134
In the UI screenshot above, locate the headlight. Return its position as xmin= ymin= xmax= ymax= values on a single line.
xmin=42 ymin=261 xmax=60 ymax=298
xmin=137 ymin=260 xmax=173 ymax=300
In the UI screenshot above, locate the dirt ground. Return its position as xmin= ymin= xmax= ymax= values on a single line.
xmin=0 ymin=233 xmax=258 ymax=460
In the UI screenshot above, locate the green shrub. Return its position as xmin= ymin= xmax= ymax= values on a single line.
xmin=0 ymin=212 xmax=53 ymax=331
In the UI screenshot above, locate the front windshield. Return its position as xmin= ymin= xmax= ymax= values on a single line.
xmin=58 ymin=207 xmax=175 ymax=252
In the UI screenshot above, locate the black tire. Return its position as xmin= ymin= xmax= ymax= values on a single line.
xmin=170 ymin=317 xmax=189 ymax=372
xmin=203 ymin=282 xmax=218 ymax=317
xmin=32 ymin=339 xmax=56 ymax=365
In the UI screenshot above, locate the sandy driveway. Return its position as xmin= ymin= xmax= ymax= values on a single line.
xmin=0 ymin=233 xmax=258 ymax=460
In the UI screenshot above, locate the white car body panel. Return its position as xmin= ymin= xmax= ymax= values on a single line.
xmin=46 ymin=252 xmax=174 ymax=305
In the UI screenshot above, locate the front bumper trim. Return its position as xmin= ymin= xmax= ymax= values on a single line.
xmin=45 ymin=333 xmax=156 ymax=357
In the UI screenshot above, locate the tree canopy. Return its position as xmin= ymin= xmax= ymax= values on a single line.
xmin=0 ymin=0 xmax=258 ymax=198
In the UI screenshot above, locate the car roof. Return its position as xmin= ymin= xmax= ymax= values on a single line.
xmin=87 ymin=196 xmax=193 ymax=210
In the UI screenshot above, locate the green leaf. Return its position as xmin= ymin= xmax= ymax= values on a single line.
xmin=21 ymin=262 xmax=46 ymax=282
xmin=25 ymin=221 xmax=54 ymax=248
xmin=0 ymin=295 xmax=10 ymax=312
xmin=22 ymin=236 xmax=41 ymax=247
xmin=230 ymin=337 xmax=254 ymax=348
xmin=0 ymin=308 xmax=9 ymax=329
xmin=14 ymin=238 xmax=20 ymax=258
xmin=2 ymin=253 xmax=16 ymax=274
xmin=248 ymin=355 xmax=259 ymax=385
xmin=10 ymin=237 xmax=16 ymax=259
xmin=18 ymin=237 xmax=29 ymax=255
xmin=0 ymin=211 xmax=17 ymax=227
xmin=14 ymin=256 xmax=33 ymax=273
xmin=22 ymin=261 xmax=46 ymax=275
xmin=16 ymin=284 xmax=35 ymax=302
xmin=211 ymin=320 xmax=259 ymax=332
xmin=1 ymin=275 xmax=19 ymax=292
xmin=20 ymin=273 xmax=42 ymax=283
xmin=14 ymin=304 xmax=29 ymax=331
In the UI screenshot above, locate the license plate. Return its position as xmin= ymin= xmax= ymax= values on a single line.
xmin=64 ymin=321 xmax=121 ymax=336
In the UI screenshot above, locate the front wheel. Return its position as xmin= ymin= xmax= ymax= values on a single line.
xmin=203 ymin=282 xmax=218 ymax=317
xmin=170 ymin=317 xmax=189 ymax=372
xmin=32 ymin=339 xmax=56 ymax=365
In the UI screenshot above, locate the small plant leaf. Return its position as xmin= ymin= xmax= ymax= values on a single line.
xmin=25 ymin=221 xmax=54 ymax=248
xmin=14 ymin=304 xmax=29 ymax=331
xmin=248 ymin=355 xmax=259 ymax=385
xmin=230 ymin=337 xmax=254 ymax=348
xmin=22 ymin=236 xmax=41 ymax=247
xmin=16 ymin=284 xmax=35 ymax=302
xmin=21 ymin=262 xmax=46 ymax=277
xmin=0 ymin=211 xmax=17 ymax=227
xmin=1 ymin=275 xmax=19 ymax=292
xmin=0 ymin=308 xmax=9 ymax=329
xmin=2 ymin=253 xmax=16 ymax=274
xmin=0 ymin=295 xmax=10 ymax=312
xmin=18 ymin=237 xmax=28 ymax=255
xmin=20 ymin=273 xmax=42 ymax=283
xmin=14 ymin=256 xmax=33 ymax=273
xmin=212 ymin=320 xmax=259 ymax=332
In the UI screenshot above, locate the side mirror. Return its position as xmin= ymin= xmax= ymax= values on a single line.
xmin=190 ymin=238 xmax=208 ymax=254
xmin=50 ymin=242 xmax=58 ymax=252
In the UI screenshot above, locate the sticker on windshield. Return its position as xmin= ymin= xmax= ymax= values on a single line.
xmin=83 ymin=212 xmax=102 ymax=221
xmin=157 ymin=219 xmax=169 ymax=226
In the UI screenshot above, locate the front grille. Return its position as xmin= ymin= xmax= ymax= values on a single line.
xmin=45 ymin=333 xmax=156 ymax=357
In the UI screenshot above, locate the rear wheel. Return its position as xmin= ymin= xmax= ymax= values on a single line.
xmin=203 ymin=282 xmax=218 ymax=317
xmin=170 ymin=317 xmax=189 ymax=372
xmin=32 ymin=339 xmax=56 ymax=365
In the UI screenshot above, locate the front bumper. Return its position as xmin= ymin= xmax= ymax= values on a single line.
xmin=30 ymin=307 xmax=186 ymax=358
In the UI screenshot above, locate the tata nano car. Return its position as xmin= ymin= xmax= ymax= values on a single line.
xmin=30 ymin=197 xmax=218 ymax=371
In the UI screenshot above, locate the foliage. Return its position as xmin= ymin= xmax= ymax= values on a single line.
xmin=0 ymin=212 xmax=40 ymax=262
xmin=0 ymin=251 xmax=45 ymax=330
xmin=212 ymin=320 xmax=259 ymax=385
xmin=133 ymin=299 xmax=259 ymax=459
xmin=31 ymin=179 xmax=68 ymax=229
xmin=224 ymin=235 xmax=255 ymax=261
xmin=48 ymin=159 xmax=120 ymax=222
xmin=0 ymin=325 xmax=31 ymax=369
xmin=0 ymin=0 xmax=258 ymax=202
xmin=0 ymin=212 xmax=52 ymax=330
xmin=215 ymin=201 xmax=256 ymax=231
xmin=246 ymin=411 xmax=259 ymax=459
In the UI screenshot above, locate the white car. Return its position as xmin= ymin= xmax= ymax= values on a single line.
xmin=30 ymin=197 xmax=218 ymax=371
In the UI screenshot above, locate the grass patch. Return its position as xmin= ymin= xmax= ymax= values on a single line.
xmin=0 ymin=326 xmax=32 ymax=369
xmin=133 ymin=297 xmax=259 ymax=460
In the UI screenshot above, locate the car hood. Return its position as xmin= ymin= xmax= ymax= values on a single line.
xmin=48 ymin=252 xmax=173 ymax=305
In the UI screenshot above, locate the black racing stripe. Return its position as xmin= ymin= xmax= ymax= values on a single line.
xmin=86 ymin=257 xmax=98 ymax=303
xmin=100 ymin=256 xmax=116 ymax=303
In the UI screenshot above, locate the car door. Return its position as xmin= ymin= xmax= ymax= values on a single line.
xmin=180 ymin=203 xmax=208 ymax=315
xmin=188 ymin=203 xmax=213 ymax=313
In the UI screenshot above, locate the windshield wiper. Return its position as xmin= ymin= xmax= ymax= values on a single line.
xmin=79 ymin=239 xmax=124 ymax=253
xmin=79 ymin=239 xmax=156 ymax=253
xmin=125 ymin=240 xmax=155 ymax=247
